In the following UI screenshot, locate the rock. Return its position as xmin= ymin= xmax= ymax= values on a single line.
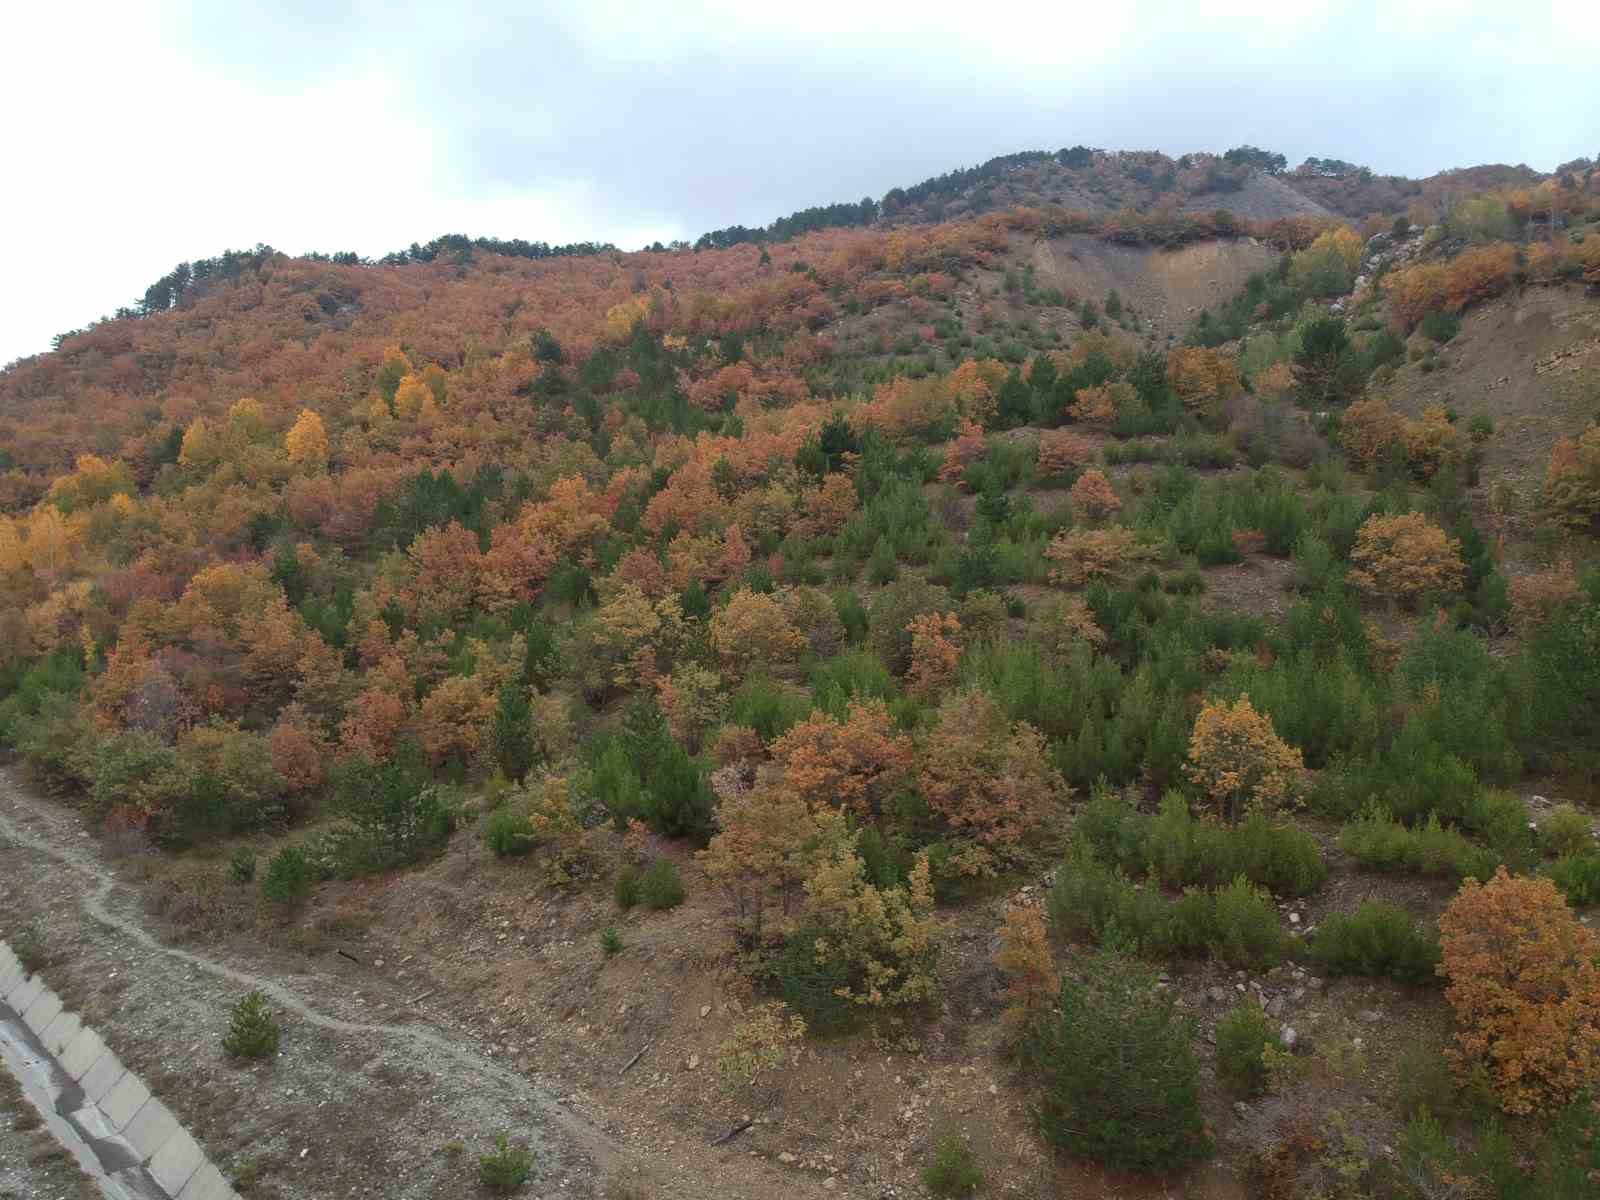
xmin=1288 ymin=912 xmax=1300 ymax=925
xmin=823 ymin=1178 xmax=838 ymax=1191
xmin=686 ymin=1054 xmax=700 ymax=1070
xmin=1233 ymin=1101 xmax=1250 ymax=1118
xmin=1360 ymin=1009 xmax=1381 ymax=1024
xmin=1307 ymin=977 xmax=1324 ymax=991
xmin=1207 ymin=986 xmax=1227 ymax=1004
xmin=778 ymin=1153 xmax=797 ymax=1165
xmin=700 ymin=1005 xmax=712 ymax=1018
xmin=1280 ymin=1025 xmax=1297 ymax=1049
xmin=1265 ymin=996 xmax=1285 ymax=1018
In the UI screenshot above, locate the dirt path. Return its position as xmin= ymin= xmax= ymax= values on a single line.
xmin=0 ymin=770 xmax=615 ymax=1200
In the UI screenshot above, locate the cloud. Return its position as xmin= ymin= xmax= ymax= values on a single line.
xmin=3 ymin=0 xmax=1595 ymax=366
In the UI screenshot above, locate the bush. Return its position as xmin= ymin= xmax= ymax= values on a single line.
xmin=11 ymin=922 xmax=47 ymax=973
xmin=1549 ymin=854 xmax=1600 ymax=906
xmin=229 ymin=848 xmax=257 ymax=885
xmin=1029 ymin=948 xmax=1211 ymax=1173
xmin=478 ymin=1134 xmax=534 ymax=1193
xmin=640 ymin=858 xmax=685 ymax=909
xmin=1339 ymin=805 xmax=1496 ymax=881
xmin=1045 ymin=848 xmax=1169 ymax=953
xmin=1541 ymin=805 xmax=1594 ymax=858
xmin=484 ymin=800 xmax=538 ymax=857
xmin=324 ymin=744 xmax=452 ymax=875
xmin=1439 ymin=867 xmax=1600 ymax=1113
xmin=1142 ymin=793 xmax=1325 ymax=896
xmin=260 ymin=845 xmax=314 ymax=908
xmin=1216 ymin=997 xmax=1281 ymax=1096
xmin=1306 ymin=901 xmax=1441 ymax=984
xmin=922 ymin=1132 xmax=983 ymax=1198
xmin=599 ymin=926 xmax=622 ymax=956
xmin=222 ymin=991 xmax=280 ymax=1060
xmin=614 ymin=864 xmax=641 ymax=909
xmin=1205 ymin=876 xmax=1288 ymax=970
xmin=775 ymin=925 xmax=858 ymax=1035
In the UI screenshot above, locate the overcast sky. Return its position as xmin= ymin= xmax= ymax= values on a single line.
xmin=3 ymin=1 xmax=1594 ymax=368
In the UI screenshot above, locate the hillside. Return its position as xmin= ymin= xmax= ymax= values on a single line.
xmin=2 ymin=151 xmax=1600 ymax=1200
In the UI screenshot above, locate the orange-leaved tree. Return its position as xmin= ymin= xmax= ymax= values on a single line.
xmin=918 ymin=688 xmax=1065 ymax=849
xmin=994 ymin=903 xmax=1059 ymax=1041
xmin=1069 ymin=469 xmax=1122 ymax=521
xmin=904 ymin=611 xmax=962 ymax=698
xmin=1184 ymin=696 xmax=1303 ymax=823
xmin=769 ymin=699 xmax=914 ymax=820
xmin=1544 ymin=424 xmax=1600 ymax=531
xmin=1347 ymin=512 xmax=1466 ymax=606
xmin=1439 ymin=868 xmax=1600 ymax=1114
xmin=710 ymin=588 xmax=807 ymax=679
xmin=698 ymin=783 xmax=831 ymax=943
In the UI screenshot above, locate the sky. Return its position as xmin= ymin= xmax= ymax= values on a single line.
xmin=3 ymin=0 xmax=1595 ymax=368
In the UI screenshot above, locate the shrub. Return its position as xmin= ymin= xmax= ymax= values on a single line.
xmin=922 ymin=1132 xmax=983 ymax=1198
xmin=478 ymin=1134 xmax=534 ymax=1193
xmin=1549 ymin=854 xmax=1600 ymax=906
xmin=222 ymin=991 xmax=280 ymax=1060
xmin=994 ymin=904 xmax=1059 ymax=1041
xmin=1306 ymin=901 xmax=1441 ymax=984
xmin=614 ymin=864 xmax=641 ymax=909
xmin=1339 ymin=805 xmax=1496 ymax=881
xmin=1204 ymin=876 xmax=1288 ymax=970
xmin=599 ymin=926 xmax=622 ymax=956
xmin=1142 ymin=793 xmax=1325 ymax=896
xmin=1029 ymin=948 xmax=1211 ymax=1173
xmin=260 ymin=845 xmax=314 ymax=908
xmin=229 ymin=848 xmax=257 ymax=885
xmin=11 ymin=922 xmax=47 ymax=973
xmin=1439 ymin=867 xmax=1600 ymax=1113
xmin=1216 ymin=997 xmax=1281 ymax=1096
xmin=1541 ymin=805 xmax=1594 ymax=858
xmin=640 ymin=858 xmax=685 ymax=910
xmin=1045 ymin=848 xmax=1169 ymax=952
xmin=484 ymin=800 xmax=538 ymax=857
xmin=714 ymin=1002 xmax=806 ymax=1085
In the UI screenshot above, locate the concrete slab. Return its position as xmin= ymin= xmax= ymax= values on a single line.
xmin=61 ymin=1028 xmax=108 ymax=1080
xmin=80 ymin=1050 xmax=126 ymax=1105
xmin=0 ymin=943 xmax=18 ymax=974
xmin=123 ymin=1096 xmax=180 ymax=1159
xmin=22 ymin=987 xmax=64 ymax=1036
xmin=41 ymin=1009 xmax=82 ymax=1056
xmin=0 ymin=960 xmax=24 ymax=997
xmin=100 ymin=1070 xmax=149 ymax=1128
xmin=6 ymin=972 xmax=44 ymax=1012
xmin=148 ymin=1128 xmax=205 ymax=1194
xmin=177 ymin=1161 xmax=237 ymax=1200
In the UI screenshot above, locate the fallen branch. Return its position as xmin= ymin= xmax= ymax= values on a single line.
xmin=619 ymin=1043 xmax=650 ymax=1075
xmin=709 ymin=1119 xmax=753 ymax=1147
xmin=408 ymin=989 xmax=436 ymax=1005
xmin=337 ymin=949 xmax=361 ymax=964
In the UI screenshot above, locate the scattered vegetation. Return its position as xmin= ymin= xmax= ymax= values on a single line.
xmin=221 ymin=991 xmax=281 ymax=1060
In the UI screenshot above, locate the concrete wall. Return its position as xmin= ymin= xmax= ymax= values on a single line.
xmin=0 ymin=939 xmax=239 ymax=1200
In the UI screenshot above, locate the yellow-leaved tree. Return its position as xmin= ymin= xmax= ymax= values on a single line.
xmin=1184 ymin=696 xmax=1303 ymax=823
xmin=285 ymin=409 xmax=330 ymax=470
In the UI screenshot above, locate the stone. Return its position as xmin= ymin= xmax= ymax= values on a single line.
xmin=700 ymin=1005 xmax=711 ymax=1018
xmin=686 ymin=1054 xmax=700 ymax=1071
xmin=1207 ymin=986 xmax=1226 ymax=1003
xmin=148 ymin=1128 xmax=205 ymax=1194
xmin=1360 ymin=1009 xmax=1381 ymax=1024
xmin=1280 ymin=1026 xmax=1298 ymax=1050
xmin=176 ymin=1162 xmax=234 ymax=1200
xmin=41 ymin=1010 xmax=82 ymax=1056
xmin=1265 ymin=996 xmax=1285 ymax=1019
xmin=22 ymin=988 xmax=64 ymax=1037
xmin=778 ymin=1152 xmax=797 ymax=1165
xmin=80 ymin=1051 xmax=127 ymax=1106
xmin=822 ymin=1179 xmax=838 ymax=1191
xmin=123 ymin=1095 xmax=179 ymax=1156
xmin=60 ymin=1029 xmax=108 ymax=1081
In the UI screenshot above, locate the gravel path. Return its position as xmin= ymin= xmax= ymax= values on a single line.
xmin=0 ymin=770 xmax=614 ymax=1200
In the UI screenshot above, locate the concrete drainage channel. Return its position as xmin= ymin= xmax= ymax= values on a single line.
xmin=0 ymin=940 xmax=237 ymax=1200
